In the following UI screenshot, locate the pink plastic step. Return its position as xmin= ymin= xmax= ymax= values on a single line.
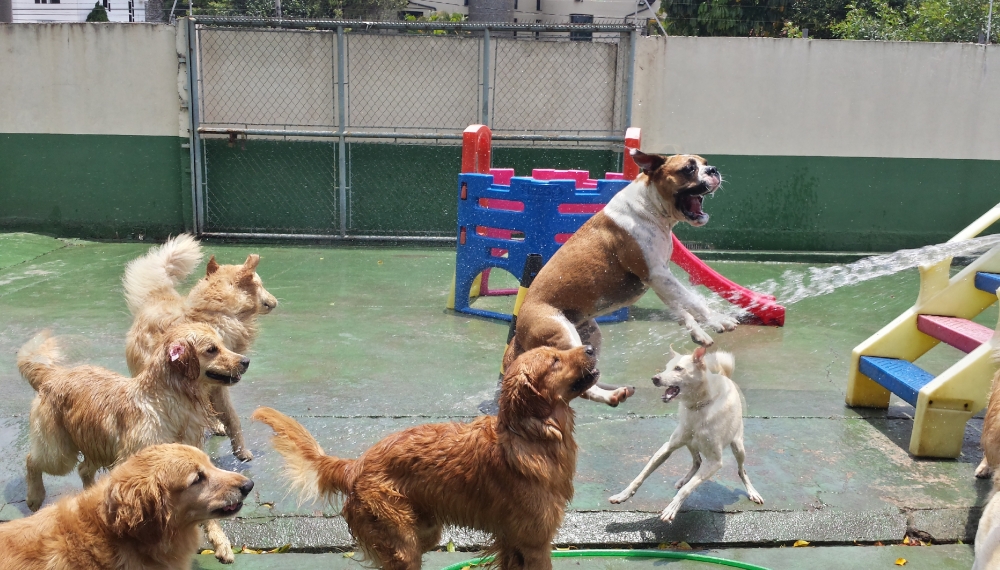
xmin=489 ymin=168 xmax=515 ymax=186
xmin=917 ymin=315 xmax=993 ymax=353
xmin=605 ymin=172 xmax=625 ymax=180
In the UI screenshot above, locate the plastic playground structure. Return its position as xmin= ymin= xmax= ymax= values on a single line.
xmin=446 ymin=124 xmax=786 ymax=327
xmin=847 ymin=202 xmax=1000 ymax=458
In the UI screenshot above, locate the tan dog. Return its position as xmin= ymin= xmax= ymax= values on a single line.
xmin=123 ymin=234 xmax=277 ymax=461
xmin=253 ymin=345 xmax=599 ymax=570
xmin=17 ymin=325 xmax=249 ymax=563
xmin=0 ymin=444 xmax=253 ymax=570
xmin=503 ymin=150 xmax=737 ymax=406
xmin=975 ymin=348 xmax=1000 ymax=478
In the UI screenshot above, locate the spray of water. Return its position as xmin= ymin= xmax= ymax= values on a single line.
xmin=750 ymin=233 xmax=1000 ymax=306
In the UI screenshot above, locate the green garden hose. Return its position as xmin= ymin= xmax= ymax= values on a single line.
xmin=440 ymin=548 xmax=771 ymax=570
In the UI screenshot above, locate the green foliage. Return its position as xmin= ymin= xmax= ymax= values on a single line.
xmin=831 ymin=0 xmax=997 ymax=41
xmin=197 ymin=0 xmax=406 ymax=19
xmin=659 ymin=0 xmax=792 ymax=36
xmin=86 ymin=1 xmax=110 ymax=21
xmin=403 ymin=11 xmax=468 ymax=33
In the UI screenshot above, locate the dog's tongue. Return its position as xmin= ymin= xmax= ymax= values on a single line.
xmin=686 ymin=195 xmax=705 ymax=216
xmin=662 ymin=385 xmax=680 ymax=403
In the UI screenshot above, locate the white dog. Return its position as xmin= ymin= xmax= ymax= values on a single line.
xmin=609 ymin=346 xmax=763 ymax=522
xmin=975 ymin=473 xmax=1000 ymax=569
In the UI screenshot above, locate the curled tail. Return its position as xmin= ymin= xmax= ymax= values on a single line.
xmin=122 ymin=234 xmax=203 ymax=314
xmin=251 ymin=407 xmax=355 ymax=501
xmin=707 ymin=350 xmax=735 ymax=378
xmin=17 ymin=331 xmax=64 ymax=392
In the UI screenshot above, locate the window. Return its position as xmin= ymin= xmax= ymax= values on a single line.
xmin=535 ymin=0 xmax=539 ymax=10
xmin=514 ymin=0 xmax=517 ymax=8
xmin=569 ymin=13 xmax=593 ymax=41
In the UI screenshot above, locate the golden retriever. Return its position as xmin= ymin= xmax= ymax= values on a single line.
xmin=17 ymin=324 xmax=249 ymax=563
xmin=253 ymin=345 xmax=599 ymax=570
xmin=122 ymin=234 xmax=277 ymax=461
xmin=976 ymin=347 xmax=1000 ymax=478
xmin=0 ymin=444 xmax=253 ymax=570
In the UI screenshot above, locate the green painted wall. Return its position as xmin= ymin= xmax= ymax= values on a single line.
xmin=673 ymin=155 xmax=1000 ymax=251
xmin=3 ymin=134 xmax=997 ymax=251
xmin=0 ymin=133 xmax=189 ymax=240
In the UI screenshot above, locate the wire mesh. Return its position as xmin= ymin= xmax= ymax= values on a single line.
xmin=192 ymin=18 xmax=636 ymax=238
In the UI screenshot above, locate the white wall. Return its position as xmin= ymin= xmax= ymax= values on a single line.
xmin=0 ymin=23 xmax=184 ymax=137
xmin=632 ymin=36 xmax=1000 ymax=160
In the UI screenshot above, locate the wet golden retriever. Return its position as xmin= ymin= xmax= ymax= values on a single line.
xmin=253 ymin=345 xmax=599 ymax=570
xmin=0 ymin=444 xmax=253 ymax=570
xmin=17 ymin=324 xmax=249 ymax=563
xmin=123 ymin=234 xmax=277 ymax=462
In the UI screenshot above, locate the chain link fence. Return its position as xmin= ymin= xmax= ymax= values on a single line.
xmin=187 ymin=17 xmax=638 ymax=239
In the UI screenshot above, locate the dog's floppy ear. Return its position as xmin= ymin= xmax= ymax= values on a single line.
xmin=168 ymin=340 xmax=200 ymax=381
xmin=104 ymin=470 xmax=171 ymax=542
xmin=498 ymin=353 xmax=560 ymax=441
xmin=630 ymin=149 xmax=666 ymax=176
xmin=206 ymin=256 xmax=220 ymax=276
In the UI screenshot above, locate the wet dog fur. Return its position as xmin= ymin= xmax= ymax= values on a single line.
xmin=608 ymin=346 xmax=763 ymax=522
xmin=503 ymin=151 xmax=736 ymax=407
xmin=253 ymin=345 xmax=599 ymax=570
xmin=17 ymin=326 xmax=249 ymax=563
xmin=123 ymin=234 xmax=277 ymax=461
xmin=0 ymin=444 xmax=252 ymax=570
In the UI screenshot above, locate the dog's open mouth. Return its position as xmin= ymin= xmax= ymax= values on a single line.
xmin=213 ymin=501 xmax=244 ymax=517
xmin=676 ymin=185 xmax=713 ymax=225
xmin=662 ymin=385 xmax=681 ymax=403
xmin=572 ymin=368 xmax=600 ymax=393
xmin=206 ymin=371 xmax=241 ymax=385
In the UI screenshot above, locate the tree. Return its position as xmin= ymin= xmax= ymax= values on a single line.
xmin=86 ymin=1 xmax=110 ymax=20
xmin=831 ymin=0 xmax=998 ymax=40
xmin=658 ymin=0 xmax=792 ymax=36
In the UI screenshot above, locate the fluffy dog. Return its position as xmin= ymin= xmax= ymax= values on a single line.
xmin=0 ymin=444 xmax=253 ymax=570
xmin=253 ymin=345 xmax=599 ymax=570
xmin=975 ymin=471 xmax=1000 ymax=569
xmin=123 ymin=234 xmax=277 ymax=461
xmin=17 ymin=325 xmax=249 ymax=563
xmin=975 ymin=348 xmax=1000 ymax=479
xmin=503 ymin=150 xmax=736 ymax=407
xmin=608 ymin=346 xmax=763 ymax=522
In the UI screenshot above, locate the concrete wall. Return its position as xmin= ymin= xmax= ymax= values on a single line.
xmin=0 ymin=23 xmax=190 ymax=239
xmin=633 ymin=36 xmax=1000 ymax=251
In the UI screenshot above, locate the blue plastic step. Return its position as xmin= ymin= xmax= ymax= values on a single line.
xmin=858 ymin=356 xmax=935 ymax=407
xmin=976 ymin=272 xmax=1000 ymax=294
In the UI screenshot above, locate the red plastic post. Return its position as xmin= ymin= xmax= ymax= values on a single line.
xmin=623 ymin=127 xmax=642 ymax=181
xmin=462 ymin=124 xmax=492 ymax=174
xmin=669 ymin=235 xmax=785 ymax=326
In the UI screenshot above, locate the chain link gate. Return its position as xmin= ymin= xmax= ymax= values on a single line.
xmin=186 ymin=17 xmax=637 ymax=240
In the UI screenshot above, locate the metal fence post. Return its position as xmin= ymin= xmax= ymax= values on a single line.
xmin=481 ymin=28 xmax=491 ymax=127
xmin=337 ymin=25 xmax=348 ymax=237
xmin=623 ymin=26 xmax=637 ymax=130
xmin=186 ymin=17 xmax=205 ymax=234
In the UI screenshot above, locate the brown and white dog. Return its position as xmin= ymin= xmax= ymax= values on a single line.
xmin=0 ymin=444 xmax=253 ymax=570
xmin=502 ymin=150 xmax=737 ymax=406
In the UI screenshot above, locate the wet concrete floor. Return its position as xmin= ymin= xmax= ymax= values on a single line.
xmin=0 ymin=233 xmax=995 ymax=563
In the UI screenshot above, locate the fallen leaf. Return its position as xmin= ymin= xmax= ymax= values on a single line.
xmin=200 ymin=549 xmax=214 ymax=555
xmin=902 ymin=536 xmax=911 ymax=546
xmin=461 ymin=566 xmax=471 ymax=570
xmin=260 ymin=501 xmax=274 ymax=509
xmin=656 ymin=543 xmax=668 ymax=550
xmin=240 ymin=545 xmax=261 ymax=554
xmin=895 ymin=558 xmax=907 ymax=566
xmin=874 ymin=542 xmax=884 ymax=547
xmin=676 ymin=542 xmax=692 ymax=550
xmin=266 ymin=544 xmax=291 ymax=554
xmin=446 ymin=541 xmax=456 ymax=553
xmin=343 ymin=552 xmax=356 ymax=558
xmin=793 ymin=540 xmax=810 ymax=547
xmin=377 ymin=260 xmax=384 ymax=265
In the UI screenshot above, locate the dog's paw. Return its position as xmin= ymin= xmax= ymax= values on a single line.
xmin=976 ymin=458 xmax=993 ymax=479
xmin=608 ymin=490 xmax=632 ymax=504
xmin=689 ymin=328 xmax=715 ymax=347
xmin=26 ymin=494 xmax=44 ymax=512
xmin=234 ymin=447 xmax=254 ymax=462
xmin=747 ymin=490 xmax=764 ymax=505
xmin=214 ymin=542 xmax=235 ymax=564
xmin=210 ymin=421 xmax=228 ymax=437
xmin=607 ymin=386 xmax=635 ymax=407
xmin=659 ymin=503 xmax=681 ymax=523
xmin=674 ymin=477 xmax=691 ymax=490
xmin=708 ymin=314 xmax=738 ymax=333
